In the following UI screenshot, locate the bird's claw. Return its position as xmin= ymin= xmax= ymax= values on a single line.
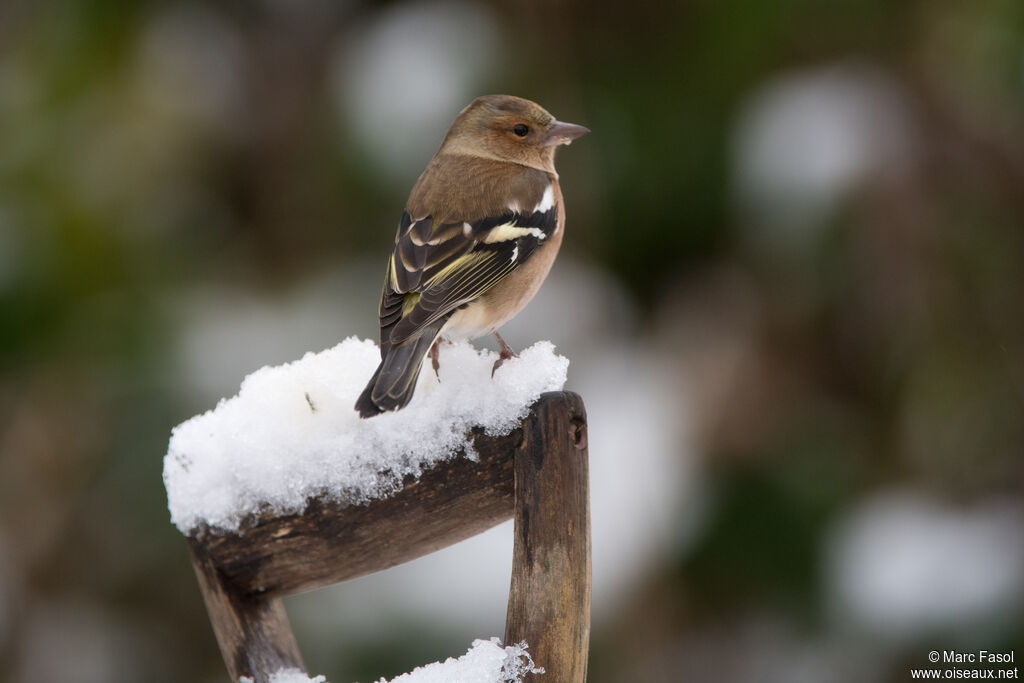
xmin=491 ymin=345 xmax=518 ymax=378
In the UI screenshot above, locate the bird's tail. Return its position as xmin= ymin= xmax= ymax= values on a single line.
xmin=355 ymin=324 xmax=445 ymax=418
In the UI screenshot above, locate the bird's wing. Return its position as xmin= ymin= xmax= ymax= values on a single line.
xmin=379 ymin=185 xmax=558 ymax=348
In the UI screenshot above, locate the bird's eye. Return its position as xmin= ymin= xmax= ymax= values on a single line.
xmin=513 ymin=124 xmax=529 ymax=137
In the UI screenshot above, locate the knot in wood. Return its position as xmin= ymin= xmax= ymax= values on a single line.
xmin=569 ymin=416 xmax=587 ymax=450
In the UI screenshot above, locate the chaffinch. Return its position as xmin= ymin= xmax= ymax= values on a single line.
xmin=355 ymin=94 xmax=588 ymax=418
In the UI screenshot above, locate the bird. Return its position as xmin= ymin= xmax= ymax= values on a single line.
xmin=355 ymin=94 xmax=588 ymax=418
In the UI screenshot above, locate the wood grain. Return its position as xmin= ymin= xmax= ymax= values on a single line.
xmin=505 ymin=391 xmax=591 ymax=682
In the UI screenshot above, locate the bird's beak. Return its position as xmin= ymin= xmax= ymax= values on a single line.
xmin=544 ymin=120 xmax=590 ymax=146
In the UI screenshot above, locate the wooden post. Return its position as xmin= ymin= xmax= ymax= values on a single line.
xmin=505 ymin=392 xmax=591 ymax=682
xmin=189 ymin=544 xmax=304 ymax=683
xmin=184 ymin=391 xmax=590 ymax=682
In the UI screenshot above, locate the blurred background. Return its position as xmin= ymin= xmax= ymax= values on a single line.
xmin=2 ymin=0 xmax=1023 ymax=681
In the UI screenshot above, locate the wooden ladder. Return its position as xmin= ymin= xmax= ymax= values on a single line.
xmin=185 ymin=391 xmax=591 ymax=682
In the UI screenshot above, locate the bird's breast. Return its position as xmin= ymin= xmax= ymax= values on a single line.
xmin=441 ymin=225 xmax=564 ymax=341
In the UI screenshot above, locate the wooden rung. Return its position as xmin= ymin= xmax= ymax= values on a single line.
xmin=188 ymin=425 xmax=519 ymax=599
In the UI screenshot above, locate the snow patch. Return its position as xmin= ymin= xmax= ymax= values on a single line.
xmin=164 ymin=338 xmax=567 ymax=533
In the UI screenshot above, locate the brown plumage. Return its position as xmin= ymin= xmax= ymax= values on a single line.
xmin=355 ymin=95 xmax=588 ymax=418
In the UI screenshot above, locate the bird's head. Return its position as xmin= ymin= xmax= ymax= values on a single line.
xmin=440 ymin=94 xmax=589 ymax=172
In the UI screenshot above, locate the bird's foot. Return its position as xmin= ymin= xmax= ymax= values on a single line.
xmin=430 ymin=339 xmax=442 ymax=379
xmin=430 ymin=337 xmax=453 ymax=379
xmin=491 ymin=332 xmax=519 ymax=377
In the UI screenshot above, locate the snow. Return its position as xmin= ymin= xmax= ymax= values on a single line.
xmin=377 ymin=638 xmax=542 ymax=683
xmin=239 ymin=638 xmax=541 ymax=683
xmin=248 ymin=672 xmax=325 ymax=683
xmin=164 ymin=338 xmax=568 ymax=533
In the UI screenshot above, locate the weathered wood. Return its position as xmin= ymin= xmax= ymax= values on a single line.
xmin=194 ymin=425 xmax=520 ymax=598
xmin=505 ymin=392 xmax=591 ymax=682
xmin=190 ymin=543 xmax=304 ymax=683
